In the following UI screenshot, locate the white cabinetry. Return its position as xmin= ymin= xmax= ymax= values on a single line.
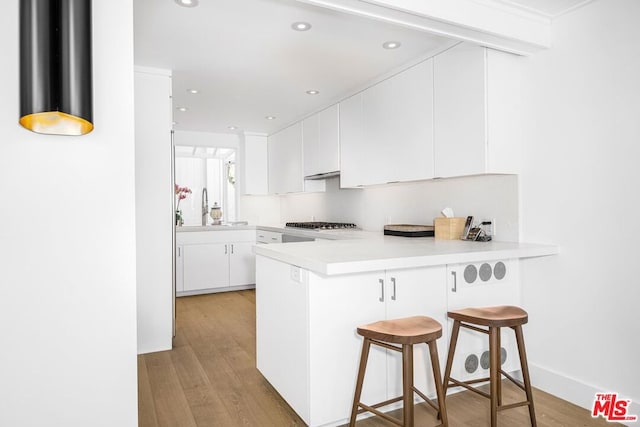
xmin=268 ymin=123 xmax=325 ymax=194
xmin=256 ymin=229 xmax=282 ymax=244
xmin=303 ymin=104 xmax=340 ymax=178
xmin=268 ymin=123 xmax=303 ymax=194
xmin=176 ymin=230 xmax=256 ymax=296
xmin=241 ymin=134 xmax=268 ymax=195
xmin=433 ymin=43 xmax=521 ymax=178
xmin=446 ymin=259 xmax=520 ymax=383
xmin=340 ymin=59 xmax=434 ymax=187
xmin=256 ymin=256 xmax=446 ymax=427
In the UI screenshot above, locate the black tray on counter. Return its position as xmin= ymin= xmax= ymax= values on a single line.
xmin=383 ymin=224 xmax=434 ymax=238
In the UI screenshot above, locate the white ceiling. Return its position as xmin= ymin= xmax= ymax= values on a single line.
xmin=133 ymin=0 xmax=591 ymax=136
xmin=495 ymin=0 xmax=593 ymax=17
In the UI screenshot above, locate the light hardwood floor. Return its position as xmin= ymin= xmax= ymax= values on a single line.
xmin=138 ymin=290 xmax=621 ymax=427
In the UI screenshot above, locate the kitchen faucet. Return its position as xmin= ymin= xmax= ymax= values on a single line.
xmin=201 ymin=187 xmax=208 ymax=226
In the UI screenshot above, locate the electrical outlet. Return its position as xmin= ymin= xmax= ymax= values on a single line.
xmin=290 ymin=266 xmax=302 ymax=283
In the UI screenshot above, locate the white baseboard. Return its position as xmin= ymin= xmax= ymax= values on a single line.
xmin=530 ymin=363 xmax=639 ymax=426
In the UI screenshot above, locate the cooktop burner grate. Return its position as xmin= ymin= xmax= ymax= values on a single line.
xmin=285 ymin=221 xmax=357 ymax=230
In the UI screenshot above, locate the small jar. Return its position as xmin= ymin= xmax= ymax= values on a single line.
xmin=210 ymin=202 xmax=223 ymax=225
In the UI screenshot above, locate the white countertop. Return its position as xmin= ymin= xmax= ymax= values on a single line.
xmin=253 ymin=235 xmax=559 ymax=276
xmin=176 ymin=224 xmax=255 ymax=232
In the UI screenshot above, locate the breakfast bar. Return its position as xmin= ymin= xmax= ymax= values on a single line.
xmin=254 ymin=237 xmax=557 ymax=427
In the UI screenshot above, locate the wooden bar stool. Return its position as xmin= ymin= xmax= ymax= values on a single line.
xmin=349 ymin=316 xmax=448 ymax=427
xmin=442 ymin=305 xmax=536 ymax=427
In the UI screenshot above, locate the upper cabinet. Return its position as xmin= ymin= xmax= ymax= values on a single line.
xmin=433 ymin=43 xmax=521 ymax=178
xmin=268 ymin=122 xmax=304 ymax=194
xmin=268 ymin=122 xmax=325 ymax=195
xmin=242 ymin=134 xmax=268 ymax=195
xmin=303 ymin=104 xmax=340 ymax=178
xmin=340 ymin=59 xmax=434 ymax=188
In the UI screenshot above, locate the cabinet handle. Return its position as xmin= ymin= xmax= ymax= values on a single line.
xmin=225 ymin=244 xmax=228 ymax=255
xmin=451 ymin=271 xmax=457 ymax=293
xmin=177 ymin=247 xmax=181 ymax=257
xmin=391 ymin=277 xmax=396 ymax=301
xmin=231 ymin=244 xmax=234 ymax=254
xmin=379 ymin=279 xmax=385 ymax=302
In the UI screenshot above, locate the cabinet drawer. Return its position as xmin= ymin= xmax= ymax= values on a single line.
xmin=256 ymin=230 xmax=282 ymax=244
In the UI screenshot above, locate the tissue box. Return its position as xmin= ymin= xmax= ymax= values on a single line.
xmin=434 ymin=217 xmax=466 ymax=240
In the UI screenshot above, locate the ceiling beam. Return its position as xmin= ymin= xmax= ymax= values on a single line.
xmin=296 ymin=0 xmax=551 ymax=55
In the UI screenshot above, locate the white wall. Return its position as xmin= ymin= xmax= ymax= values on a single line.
xmin=0 ymin=1 xmax=138 ymax=426
xmin=519 ymin=0 xmax=640 ymax=414
xmin=135 ymin=68 xmax=173 ymax=354
xmin=280 ymin=174 xmax=520 ymax=240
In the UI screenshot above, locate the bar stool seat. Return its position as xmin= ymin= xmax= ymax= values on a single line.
xmin=349 ymin=316 xmax=448 ymax=427
xmin=443 ymin=305 xmax=536 ymax=427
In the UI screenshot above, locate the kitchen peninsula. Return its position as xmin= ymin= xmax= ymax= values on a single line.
xmin=254 ymin=236 xmax=557 ymax=427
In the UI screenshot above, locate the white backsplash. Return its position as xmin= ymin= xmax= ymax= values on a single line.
xmin=278 ymin=174 xmax=520 ymax=241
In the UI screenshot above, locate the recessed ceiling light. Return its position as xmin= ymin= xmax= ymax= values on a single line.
xmin=306 ymin=90 xmax=320 ymax=95
xmin=187 ymin=88 xmax=199 ymax=94
xmin=228 ymin=126 xmax=238 ymax=130
xmin=291 ymin=22 xmax=312 ymax=31
xmin=265 ymin=116 xmax=276 ymax=120
xmin=177 ymin=107 xmax=188 ymax=112
xmin=382 ymin=41 xmax=401 ymax=49
xmin=175 ymin=0 xmax=199 ymax=7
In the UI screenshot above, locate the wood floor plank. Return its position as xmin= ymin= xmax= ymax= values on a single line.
xmin=143 ymin=351 xmax=198 ymax=427
xmin=140 ymin=290 xmax=619 ymax=427
xmin=137 ymin=356 xmax=159 ymax=427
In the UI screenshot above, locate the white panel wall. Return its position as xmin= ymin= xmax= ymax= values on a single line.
xmin=519 ymin=0 xmax=640 ymax=414
xmin=0 ymin=1 xmax=138 ymax=426
xmin=135 ymin=68 xmax=173 ymax=354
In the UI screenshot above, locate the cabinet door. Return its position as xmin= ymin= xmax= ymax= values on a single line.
xmin=434 ymin=43 xmax=486 ymax=178
xmin=307 ymin=271 xmax=387 ymax=426
xmin=446 ymin=260 xmax=520 ymax=382
xmin=385 ymin=267 xmax=448 ymax=401
xmin=339 ymin=93 xmax=364 ymax=188
xmin=316 ymin=104 xmax=340 ymax=175
xmin=362 ymin=78 xmax=394 ymax=185
xmin=389 ymin=59 xmax=434 ymax=182
xmin=268 ymin=122 xmax=303 ymax=194
xmin=182 ymin=243 xmax=230 ymax=291
xmin=243 ymin=134 xmax=268 ymax=195
xmin=229 ymin=242 xmax=256 ymax=286
xmin=175 ymin=245 xmax=184 ymax=293
xmin=302 ymin=113 xmax=319 ymax=177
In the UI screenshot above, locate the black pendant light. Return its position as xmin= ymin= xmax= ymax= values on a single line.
xmin=20 ymin=0 xmax=93 ymax=136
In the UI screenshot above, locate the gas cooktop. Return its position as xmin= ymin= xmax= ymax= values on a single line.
xmin=285 ymin=221 xmax=357 ymax=230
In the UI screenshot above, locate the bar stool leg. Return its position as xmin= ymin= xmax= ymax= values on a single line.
xmin=489 ymin=326 xmax=499 ymax=427
xmin=350 ymin=338 xmax=372 ymax=426
xmin=402 ymin=344 xmax=415 ymax=427
xmin=428 ymin=341 xmax=448 ymax=427
xmin=442 ymin=320 xmax=461 ymax=395
xmin=514 ymin=326 xmax=537 ymax=427
xmin=497 ymin=328 xmax=502 ymax=406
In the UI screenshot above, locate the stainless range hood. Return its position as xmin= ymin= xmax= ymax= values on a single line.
xmin=304 ymin=171 xmax=340 ymax=180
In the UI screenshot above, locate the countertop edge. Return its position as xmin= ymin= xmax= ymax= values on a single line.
xmin=254 ymin=242 xmax=559 ymax=276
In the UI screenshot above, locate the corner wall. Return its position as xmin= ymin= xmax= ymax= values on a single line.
xmin=0 ymin=1 xmax=138 ymax=425
xmin=519 ymin=0 xmax=640 ymax=414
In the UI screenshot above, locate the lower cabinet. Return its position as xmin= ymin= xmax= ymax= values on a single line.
xmin=256 ymin=256 xmax=447 ymax=427
xmin=445 ymin=259 xmax=520 ymax=383
xmin=176 ymin=230 xmax=256 ymax=296
xmin=307 ymin=267 xmax=448 ymax=426
xmin=256 ymin=255 xmax=522 ymax=427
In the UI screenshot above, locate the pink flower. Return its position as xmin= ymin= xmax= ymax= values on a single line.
xmin=175 ymin=184 xmax=192 ymax=211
